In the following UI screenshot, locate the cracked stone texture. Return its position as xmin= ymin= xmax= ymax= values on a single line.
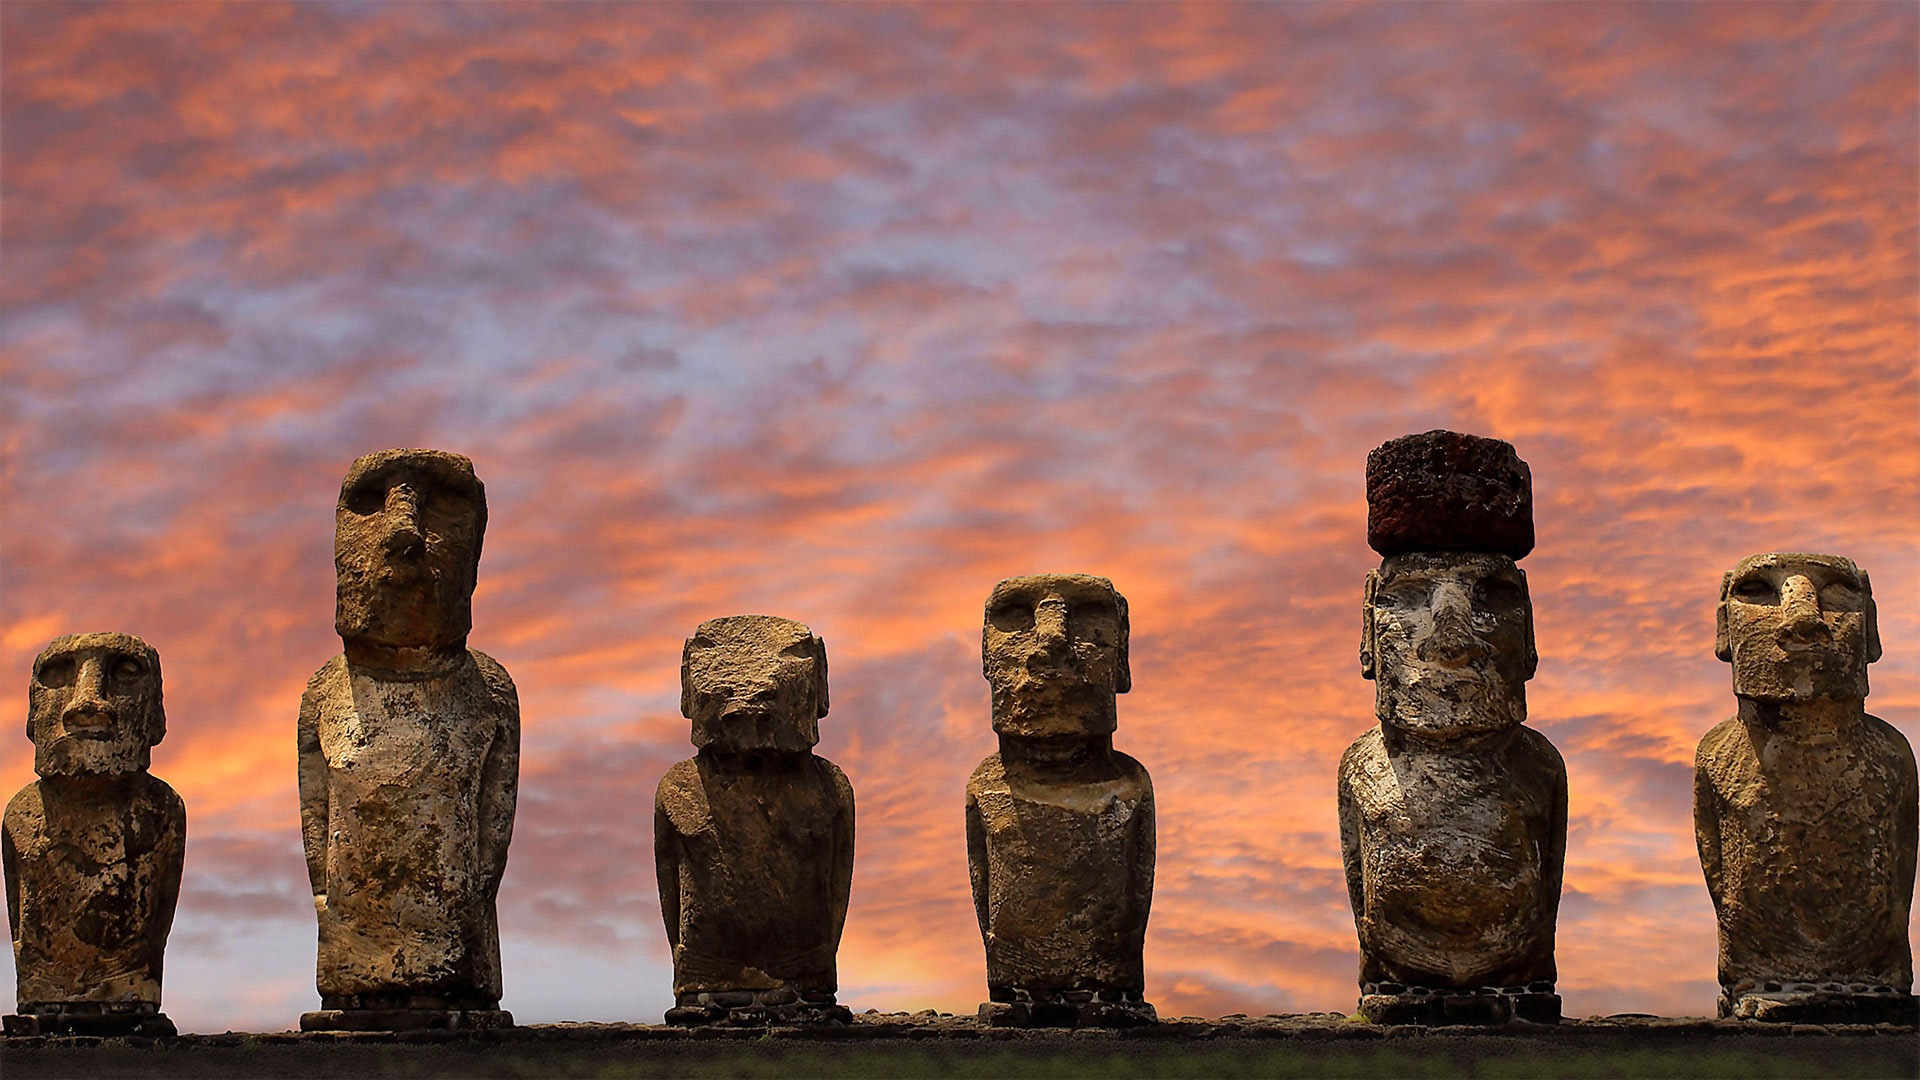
xmin=4 ymin=633 xmax=184 ymax=1031
xmin=1697 ymin=552 xmax=1918 ymax=1022
xmin=655 ymin=616 xmax=853 ymax=1019
xmin=966 ymin=575 xmax=1155 ymax=1019
xmin=298 ymin=450 xmax=519 ymax=1021
xmin=1366 ymin=430 xmax=1533 ymax=560
xmin=1341 ymin=434 xmax=1565 ymax=1023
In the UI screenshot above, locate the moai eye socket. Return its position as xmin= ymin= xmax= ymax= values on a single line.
xmin=1731 ymin=576 xmax=1776 ymax=604
xmin=1818 ymin=580 xmax=1862 ymax=608
xmin=111 ymin=655 xmax=146 ymax=685
xmin=1375 ymin=579 xmax=1430 ymax=611
xmin=344 ymin=478 xmax=387 ymax=516
xmin=1067 ymin=600 xmax=1116 ymax=640
xmin=1474 ymin=577 xmax=1525 ymax=612
xmin=35 ymin=657 xmax=75 ymax=687
xmin=989 ymin=601 xmax=1035 ymax=633
xmin=781 ymin=640 xmax=815 ymax=659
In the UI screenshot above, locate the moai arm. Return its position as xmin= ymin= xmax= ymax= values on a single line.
xmin=1335 ymin=753 xmax=1366 ymax=930
xmin=653 ymin=799 xmax=680 ymax=950
xmin=830 ymin=767 xmax=855 ymax=950
xmin=3 ymin=806 xmax=20 ymax=948
xmin=153 ymin=789 xmax=187 ymax=963
xmin=1892 ymin=724 xmax=1919 ymax=925
xmin=1693 ymin=743 xmax=1724 ymax=911
xmin=1543 ymin=744 xmax=1568 ymax=939
xmin=964 ymin=790 xmax=990 ymax=941
xmin=477 ymin=662 xmax=520 ymax=897
xmin=296 ymin=679 xmax=330 ymax=906
xmin=1131 ymin=777 xmax=1156 ymax=945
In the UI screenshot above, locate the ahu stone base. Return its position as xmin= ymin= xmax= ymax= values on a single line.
xmin=4 ymin=1004 xmax=176 ymax=1037
xmin=664 ymin=989 xmax=851 ymax=1027
xmin=1722 ymin=986 xmax=1920 ymax=1025
xmin=1359 ymin=983 xmax=1561 ymax=1026
xmin=979 ymin=988 xmax=1157 ymax=1028
xmin=299 ymin=1009 xmax=513 ymax=1032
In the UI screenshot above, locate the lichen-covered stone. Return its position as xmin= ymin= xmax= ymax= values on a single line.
xmin=1696 ymin=553 xmax=1918 ymax=1024
xmin=298 ymin=450 xmax=518 ymax=1032
xmin=966 ymin=575 xmax=1156 ymax=1028
xmin=1341 ymin=436 xmax=1565 ymax=1026
xmin=1366 ymin=431 xmax=1533 ymax=559
xmin=4 ymin=633 xmax=184 ymax=1038
xmin=655 ymin=616 xmax=853 ymax=1026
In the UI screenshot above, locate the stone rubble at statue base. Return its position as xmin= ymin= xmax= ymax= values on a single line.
xmin=3 ymin=1003 xmax=177 ymax=1038
xmin=665 ymin=989 xmax=851 ymax=1027
xmin=1358 ymin=983 xmax=1560 ymax=1025
xmin=299 ymin=1009 xmax=514 ymax=1032
xmin=978 ymin=986 xmax=1157 ymax=1028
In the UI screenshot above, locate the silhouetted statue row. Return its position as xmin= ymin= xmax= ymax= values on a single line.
xmin=3 ymin=435 xmax=1914 ymax=1037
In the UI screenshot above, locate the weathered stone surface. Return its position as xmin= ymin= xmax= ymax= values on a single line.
xmin=298 ymin=450 xmax=518 ymax=1031
xmin=656 ymin=616 xmax=854 ymax=1026
xmin=1342 ymin=436 xmax=1565 ymax=1025
xmin=4 ymin=633 xmax=185 ymax=1038
xmin=966 ymin=575 xmax=1156 ymax=1028
xmin=1696 ymin=553 xmax=1918 ymax=1024
xmin=1366 ymin=431 xmax=1533 ymax=559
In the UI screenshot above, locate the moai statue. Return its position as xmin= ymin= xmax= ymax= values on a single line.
xmin=1338 ymin=431 xmax=1567 ymax=1026
xmin=1696 ymin=552 xmax=1918 ymax=1023
xmin=3 ymin=633 xmax=185 ymax=1037
xmin=966 ymin=574 xmax=1156 ymax=1028
xmin=297 ymin=449 xmax=519 ymax=1032
xmin=655 ymin=615 xmax=854 ymax=1026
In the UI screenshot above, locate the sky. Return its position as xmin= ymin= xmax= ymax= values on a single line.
xmin=1 ymin=1 xmax=1915 ymax=1033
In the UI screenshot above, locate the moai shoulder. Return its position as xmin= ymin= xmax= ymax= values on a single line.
xmin=3 ymin=633 xmax=185 ymax=1037
xmin=1338 ymin=431 xmax=1565 ymax=1026
xmin=297 ymin=449 xmax=519 ymax=1034
xmin=965 ymin=574 xmax=1157 ymax=1029
xmin=1695 ymin=552 xmax=1918 ymax=1024
xmin=654 ymin=615 xmax=854 ymax=1027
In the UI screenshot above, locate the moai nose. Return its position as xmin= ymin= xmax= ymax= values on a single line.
xmin=1418 ymin=582 xmax=1493 ymax=665
xmin=1030 ymin=600 xmax=1070 ymax=659
xmin=1778 ymin=575 xmax=1827 ymax=645
xmin=382 ymin=484 xmax=426 ymax=558
xmin=62 ymin=658 xmax=115 ymax=728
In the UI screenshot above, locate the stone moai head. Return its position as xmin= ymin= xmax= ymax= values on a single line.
xmin=1716 ymin=552 xmax=1880 ymax=705
xmin=983 ymin=574 xmax=1130 ymax=739
xmin=1360 ymin=431 xmax=1538 ymax=739
xmin=28 ymin=632 xmax=164 ymax=778
xmin=333 ymin=449 xmax=487 ymax=653
xmin=681 ymin=615 xmax=829 ymax=753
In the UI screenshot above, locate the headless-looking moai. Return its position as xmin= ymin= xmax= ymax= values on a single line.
xmin=1696 ymin=552 xmax=1917 ymax=1023
xmin=655 ymin=616 xmax=854 ymax=1026
xmin=966 ymin=574 xmax=1156 ymax=1028
xmin=298 ymin=449 xmax=519 ymax=1032
xmin=3 ymin=633 xmax=185 ymax=1037
xmin=1338 ymin=431 xmax=1567 ymax=1026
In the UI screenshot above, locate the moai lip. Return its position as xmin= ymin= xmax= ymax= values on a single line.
xmin=1697 ymin=553 xmax=1918 ymax=1025
xmin=4 ymin=633 xmax=185 ymax=1038
xmin=298 ymin=449 xmax=520 ymax=1033
xmin=656 ymin=616 xmax=854 ymax=1027
xmin=1340 ymin=433 xmax=1567 ymax=1026
xmin=967 ymin=574 xmax=1158 ymax=1029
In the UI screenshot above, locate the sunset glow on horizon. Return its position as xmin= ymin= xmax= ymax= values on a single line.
xmin=2 ymin=1 xmax=1915 ymax=1032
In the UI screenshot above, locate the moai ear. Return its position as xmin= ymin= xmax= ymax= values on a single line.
xmin=1861 ymin=570 xmax=1882 ymax=664
xmin=812 ymin=634 xmax=831 ymax=717
xmin=1713 ymin=571 xmax=1734 ymax=662
xmin=679 ymin=637 xmax=696 ymax=719
xmin=1113 ymin=589 xmax=1131 ymax=694
xmin=1359 ymin=570 xmax=1380 ymax=680
xmin=1519 ymin=568 xmax=1538 ymax=680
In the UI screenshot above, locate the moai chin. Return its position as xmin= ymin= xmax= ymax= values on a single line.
xmin=654 ymin=615 xmax=854 ymax=1026
xmin=1695 ymin=552 xmax=1918 ymax=1023
xmin=966 ymin=574 xmax=1156 ymax=1028
xmin=3 ymin=633 xmax=185 ymax=1037
xmin=297 ymin=449 xmax=519 ymax=1032
xmin=1337 ymin=431 xmax=1567 ymax=1026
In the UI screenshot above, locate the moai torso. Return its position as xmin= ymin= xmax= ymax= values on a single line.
xmin=1338 ymin=432 xmax=1565 ymax=1025
xmin=1696 ymin=553 xmax=1918 ymax=1023
xmin=297 ymin=449 xmax=519 ymax=1028
xmin=966 ymin=574 xmax=1156 ymax=1027
xmin=3 ymin=633 xmax=184 ymax=1037
xmin=654 ymin=615 xmax=853 ymax=1024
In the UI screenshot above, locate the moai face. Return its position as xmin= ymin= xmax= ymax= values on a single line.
xmin=682 ymin=616 xmax=828 ymax=753
xmin=1362 ymin=551 xmax=1536 ymax=738
xmin=1716 ymin=552 xmax=1880 ymax=704
xmin=983 ymin=574 xmax=1130 ymax=739
xmin=333 ymin=449 xmax=486 ymax=651
xmin=28 ymin=633 xmax=164 ymax=777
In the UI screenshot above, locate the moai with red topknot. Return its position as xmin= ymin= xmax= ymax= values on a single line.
xmin=655 ymin=615 xmax=854 ymax=1026
xmin=967 ymin=574 xmax=1156 ymax=1028
xmin=298 ymin=449 xmax=520 ymax=1032
xmin=1338 ymin=431 xmax=1567 ymax=1025
xmin=1696 ymin=552 xmax=1917 ymax=1023
xmin=4 ymin=633 xmax=185 ymax=1037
